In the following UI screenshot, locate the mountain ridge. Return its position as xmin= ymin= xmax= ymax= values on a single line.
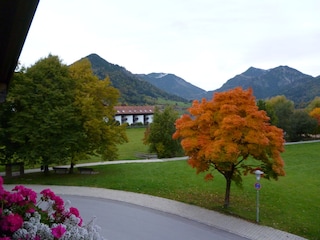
xmin=84 ymin=54 xmax=188 ymax=105
xmin=137 ymin=72 xmax=207 ymax=100
xmin=81 ymin=53 xmax=320 ymax=107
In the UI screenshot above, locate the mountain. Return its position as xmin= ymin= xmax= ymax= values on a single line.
xmin=80 ymin=54 xmax=320 ymax=108
xmin=84 ymin=54 xmax=188 ymax=105
xmin=137 ymin=73 xmax=206 ymax=101
xmin=205 ymin=66 xmax=319 ymax=107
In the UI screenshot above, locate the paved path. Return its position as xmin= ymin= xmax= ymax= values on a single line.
xmin=61 ymin=194 xmax=248 ymax=240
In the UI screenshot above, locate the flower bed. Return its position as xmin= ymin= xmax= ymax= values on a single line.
xmin=0 ymin=176 xmax=105 ymax=239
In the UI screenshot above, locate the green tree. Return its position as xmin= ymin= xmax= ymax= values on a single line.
xmin=306 ymin=96 xmax=320 ymax=113
xmin=0 ymin=55 xmax=80 ymax=173
xmin=0 ymin=56 xmax=128 ymax=173
xmin=69 ymin=59 xmax=128 ymax=165
xmin=266 ymin=96 xmax=294 ymax=138
xmin=173 ymin=88 xmax=285 ymax=208
xmin=256 ymin=99 xmax=278 ymax=125
xmin=288 ymin=110 xmax=318 ymax=141
xmin=143 ymin=106 xmax=183 ymax=158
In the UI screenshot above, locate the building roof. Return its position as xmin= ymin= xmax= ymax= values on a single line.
xmin=115 ymin=106 xmax=155 ymax=115
xmin=0 ymin=0 xmax=39 ymax=102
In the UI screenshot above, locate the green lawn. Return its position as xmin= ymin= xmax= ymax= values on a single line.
xmin=0 ymin=127 xmax=148 ymax=172
xmin=2 ymin=138 xmax=320 ymax=239
xmin=116 ymin=127 xmax=150 ymax=159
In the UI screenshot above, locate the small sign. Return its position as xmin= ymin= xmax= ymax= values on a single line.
xmin=254 ymin=182 xmax=261 ymax=190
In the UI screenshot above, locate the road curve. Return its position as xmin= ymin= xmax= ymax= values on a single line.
xmin=64 ymin=194 xmax=248 ymax=240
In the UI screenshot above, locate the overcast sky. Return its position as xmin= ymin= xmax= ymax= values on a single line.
xmin=19 ymin=0 xmax=320 ymax=91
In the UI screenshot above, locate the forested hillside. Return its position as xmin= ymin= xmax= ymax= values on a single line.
xmin=84 ymin=54 xmax=188 ymax=105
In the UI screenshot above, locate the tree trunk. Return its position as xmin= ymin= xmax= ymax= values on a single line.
xmin=223 ymin=164 xmax=235 ymax=208
xmin=43 ymin=164 xmax=49 ymax=174
xmin=224 ymin=176 xmax=232 ymax=208
xmin=69 ymin=162 xmax=74 ymax=174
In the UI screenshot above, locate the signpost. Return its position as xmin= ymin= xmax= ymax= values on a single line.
xmin=254 ymin=170 xmax=263 ymax=223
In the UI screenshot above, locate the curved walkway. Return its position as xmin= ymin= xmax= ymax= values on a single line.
xmin=3 ymin=184 xmax=306 ymax=240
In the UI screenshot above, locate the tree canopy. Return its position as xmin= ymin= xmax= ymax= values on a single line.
xmin=143 ymin=106 xmax=183 ymax=158
xmin=0 ymin=55 xmax=127 ymax=173
xmin=265 ymin=95 xmax=294 ymax=135
xmin=173 ymin=87 xmax=285 ymax=208
xmin=0 ymin=56 xmax=79 ymax=171
xmin=69 ymin=59 xmax=128 ymax=162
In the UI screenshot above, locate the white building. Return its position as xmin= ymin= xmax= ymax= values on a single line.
xmin=114 ymin=106 xmax=155 ymax=125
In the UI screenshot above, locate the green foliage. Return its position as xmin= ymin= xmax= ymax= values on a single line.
xmin=306 ymin=96 xmax=320 ymax=112
xmin=266 ymin=95 xmax=320 ymax=141
xmin=144 ymin=106 xmax=183 ymax=158
xmin=256 ymin=99 xmax=278 ymax=125
xmin=0 ymin=55 xmax=128 ymax=172
xmin=287 ymin=110 xmax=318 ymax=141
xmin=266 ymin=95 xmax=294 ymax=137
xmin=0 ymin=55 xmax=79 ymax=168
xmin=69 ymin=59 xmax=128 ymax=162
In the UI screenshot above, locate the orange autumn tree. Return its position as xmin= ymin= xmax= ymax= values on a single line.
xmin=173 ymin=87 xmax=285 ymax=208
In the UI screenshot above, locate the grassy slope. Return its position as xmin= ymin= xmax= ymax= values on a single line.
xmin=3 ymin=130 xmax=320 ymax=239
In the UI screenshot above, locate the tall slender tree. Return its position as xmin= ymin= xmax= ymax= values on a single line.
xmin=173 ymin=87 xmax=285 ymax=208
xmin=69 ymin=59 xmax=127 ymax=166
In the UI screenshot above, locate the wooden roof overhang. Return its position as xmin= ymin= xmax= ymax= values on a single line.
xmin=0 ymin=0 xmax=39 ymax=102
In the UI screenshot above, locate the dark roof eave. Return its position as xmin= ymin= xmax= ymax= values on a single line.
xmin=0 ymin=0 xmax=40 ymax=102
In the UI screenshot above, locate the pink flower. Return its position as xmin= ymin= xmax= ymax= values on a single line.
xmin=51 ymin=224 xmax=66 ymax=238
xmin=69 ymin=207 xmax=83 ymax=226
xmin=52 ymin=195 xmax=64 ymax=212
xmin=0 ymin=213 xmax=24 ymax=233
xmin=40 ymin=188 xmax=56 ymax=200
xmin=69 ymin=207 xmax=80 ymax=217
xmin=26 ymin=207 xmax=36 ymax=213
xmin=5 ymin=192 xmax=24 ymax=205
xmin=12 ymin=185 xmax=37 ymax=204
